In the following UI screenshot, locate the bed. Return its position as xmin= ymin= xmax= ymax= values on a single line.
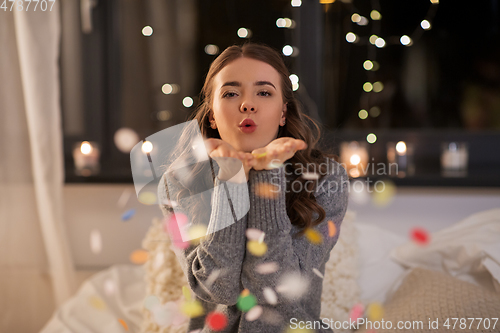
xmin=40 ymin=208 xmax=500 ymax=333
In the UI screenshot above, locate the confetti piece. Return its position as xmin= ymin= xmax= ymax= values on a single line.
xmin=143 ymin=295 xmax=160 ymax=310
xmin=104 ymin=279 xmax=116 ymax=296
xmin=367 ymin=302 xmax=384 ymax=321
xmin=90 ymin=229 xmax=102 ymax=254
xmin=237 ymin=291 xmax=257 ymax=311
xmin=188 ymin=224 xmax=207 ymax=242
xmin=240 ymin=288 xmax=250 ymax=297
xmin=410 ymin=227 xmax=430 ymax=245
xmin=205 ymin=269 xmax=222 ymax=289
xmin=130 ymin=249 xmax=149 ymax=264
xmin=121 ymin=209 xmax=136 ymax=221
xmin=205 ymin=311 xmax=228 ymax=331
xmin=301 ymin=172 xmax=319 ymax=180
xmin=254 ymin=183 xmax=280 ymax=199
xmin=349 ymin=303 xmax=365 ymax=321
xmin=164 ymin=214 xmax=190 ymax=249
xmin=255 ymin=262 xmax=279 ymax=274
xmin=328 ymin=221 xmax=337 ymax=238
xmin=276 ymin=272 xmax=309 ymax=301
xmin=89 ymin=295 xmax=106 ymax=310
xmin=245 ymin=305 xmax=263 ymax=321
xmin=246 ymin=228 xmax=265 ymax=241
xmin=263 ymin=287 xmax=278 ymax=305
xmin=117 ymin=188 xmax=132 ymax=208
xmin=151 ymin=302 xmax=175 ymax=327
xmin=181 ymin=300 xmax=204 ymax=318
xmin=260 ymin=308 xmax=283 ymax=325
xmin=118 ymin=318 xmax=129 ymax=331
xmin=267 ymin=160 xmax=284 ymax=169
xmin=247 ymin=240 xmax=268 ymax=256
xmin=312 ymin=268 xmax=324 ymax=279
xmin=153 ymin=252 xmax=165 ymax=270
xmin=305 ymin=228 xmax=323 ymax=245
xmin=182 ymin=286 xmax=192 ymax=301
xmin=252 ymin=151 xmax=267 ymax=159
xmin=138 ymin=191 xmax=157 ymax=205
xmin=372 ymin=180 xmax=396 ymax=207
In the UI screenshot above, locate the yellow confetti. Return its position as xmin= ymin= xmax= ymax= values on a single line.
xmin=254 ymin=183 xmax=279 ymax=199
xmin=305 ymin=228 xmax=323 ymax=244
xmin=241 ymin=289 xmax=250 ymax=297
xmin=182 ymin=286 xmax=191 ymax=301
xmin=372 ymin=180 xmax=396 ymax=207
xmin=181 ymin=300 xmax=205 ymax=318
xmin=130 ymin=249 xmax=149 ymax=264
xmin=367 ymin=302 xmax=384 ymax=321
xmin=328 ymin=221 xmax=337 ymax=237
xmin=252 ymin=151 xmax=267 ymax=159
xmin=188 ymin=224 xmax=207 ymax=243
xmin=247 ymin=240 xmax=267 ymax=256
xmin=138 ymin=191 xmax=157 ymax=205
xmin=118 ymin=318 xmax=129 ymax=331
xmin=89 ymin=295 xmax=106 ymax=310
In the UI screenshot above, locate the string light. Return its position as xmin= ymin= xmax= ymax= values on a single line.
xmin=370 ymin=10 xmax=381 ymax=20
xmin=400 ymin=35 xmax=412 ymax=46
xmin=369 ymin=35 xmax=378 ymax=44
xmin=358 ymin=110 xmax=368 ymax=119
xmin=282 ymin=45 xmax=294 ymax=56
xmin=363 ymin=60 xmax=373 ymax=70
xmin=291 ymin=0 xmax=302 ymax=7
xmin=366 ymin=133 xmax=377 ymax=144
xmin=373 ymin=82 xmax=384 ymax=92
xmin=421 ymin=20 xmax=431 ymax=30
xmin=142 ymin=26 xmax=153 ymax=36
xmin=357 ymin=16 xmax=369 ymax=26
xmin=363 ymin=82 xmax=373 ymax=92
xmin=375 ymin=37 xmax=386 ymax=48
xmin=351 ymin=13 xmax=361 ymax=23
xmin=346 ymin=32 xmax=357 ymax=43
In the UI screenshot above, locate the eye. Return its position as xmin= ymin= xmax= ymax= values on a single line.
xmin=258 ymin=91 xmax=272 ymax=97
xmin=222 ymin=92 xmax=237 ymax=98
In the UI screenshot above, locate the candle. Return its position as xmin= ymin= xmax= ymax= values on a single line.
xmin=340 ymin=141 xmax=369 ymax=178
xmin=441 ymin=142 xmax=468 ymax=177
xmin=386 ymin=141 xmax=414 ymax=177
xmin=73 ymin=141 xmax=100 ymax=176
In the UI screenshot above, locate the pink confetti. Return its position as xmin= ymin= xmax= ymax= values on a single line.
xmin=164 ymin=213 xmax=190 ymax=249
xmin=349 ymin=303 xmax=365 ymax=321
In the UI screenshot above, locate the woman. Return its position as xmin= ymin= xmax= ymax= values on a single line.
xmin=158 ymin=42 xmax=348 ymax=332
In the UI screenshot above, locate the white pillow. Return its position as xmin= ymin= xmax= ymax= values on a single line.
xmin=390 ymin=208 xmax=500 ymax=292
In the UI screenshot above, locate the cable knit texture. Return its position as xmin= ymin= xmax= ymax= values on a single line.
xmin=154 ymin=157 xmax=349 ymax=332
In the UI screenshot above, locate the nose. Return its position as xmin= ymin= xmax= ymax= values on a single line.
xmin=240 ymin=102 xmax=256 ymax=113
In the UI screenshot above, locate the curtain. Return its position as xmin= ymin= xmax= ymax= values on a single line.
xmin=0 ymin=2 xmax=76 ymax=331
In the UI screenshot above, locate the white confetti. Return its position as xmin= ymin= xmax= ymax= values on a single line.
xmin=90 ymin=229 xmax=102 ymax=254
xmin=246 ymin=228 xmax=265 ymax=241
xmin=153 ymin=252 xmax=165 ymax=270
xmin=245 ymin=305 xmax=263 ymax=321
xmin=263 ymin=287 xmax=278 ymax=305
xmin=312 ymin=268 xmax=324 ymax=279
xmin=255 ymin=262 xmax=279 ymax=274
xmin=104 ymin=279 xmax=116 ymax=296
xmin=276 ymin=272 xmax=309 ymax=300
xmin=205 ymin=269 xmax=221 ymax=289
xmin=117 ymin=188 xmax=132 ymax=208
xmin=301 ymin=172 xmax=319 ymax=180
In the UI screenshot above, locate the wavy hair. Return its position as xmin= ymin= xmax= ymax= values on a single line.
xmin=162 ymin=42 xmax=337 ymax=238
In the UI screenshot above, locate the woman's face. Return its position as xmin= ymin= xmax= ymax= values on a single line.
xmin=210 ymin=57 xmax=287 ymax=153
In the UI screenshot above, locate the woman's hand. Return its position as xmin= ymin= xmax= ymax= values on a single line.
xmin=249 ymin=137 xmax=307 ymax=171
xmin=204 ymin=138 xmax=255 ymax=182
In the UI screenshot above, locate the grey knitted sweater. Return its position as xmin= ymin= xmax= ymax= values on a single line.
xmin=158 ymin=157 xmax=348 ymax=333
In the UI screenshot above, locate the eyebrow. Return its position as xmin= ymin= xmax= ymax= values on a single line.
xmin=221 ymin=81 xmax=276 ymax=90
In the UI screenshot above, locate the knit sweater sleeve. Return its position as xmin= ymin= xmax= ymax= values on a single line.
xmin=241 ymin=158 xmax=349 ymax=331
xmin=157 ymin=159 xmax=250 ymax=306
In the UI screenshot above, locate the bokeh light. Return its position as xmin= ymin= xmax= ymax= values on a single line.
xmin=142 ymin=26 xmax=153 ymax=36
xmin=366 ymin=133 xmax=377 ymax=144
xmin=358 ymin=109 xmax=368 ymax=119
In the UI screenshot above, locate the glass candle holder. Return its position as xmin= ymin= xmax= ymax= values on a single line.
xmin=441 ymin=142 xmax=469 ymax=177
xmin=73 ymin=141 xmax=100 ymax=177
xmin=386 ymin=141 xmax=415 ymax=178
xmin=340 ymin=141 xmax=369 ymax=178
